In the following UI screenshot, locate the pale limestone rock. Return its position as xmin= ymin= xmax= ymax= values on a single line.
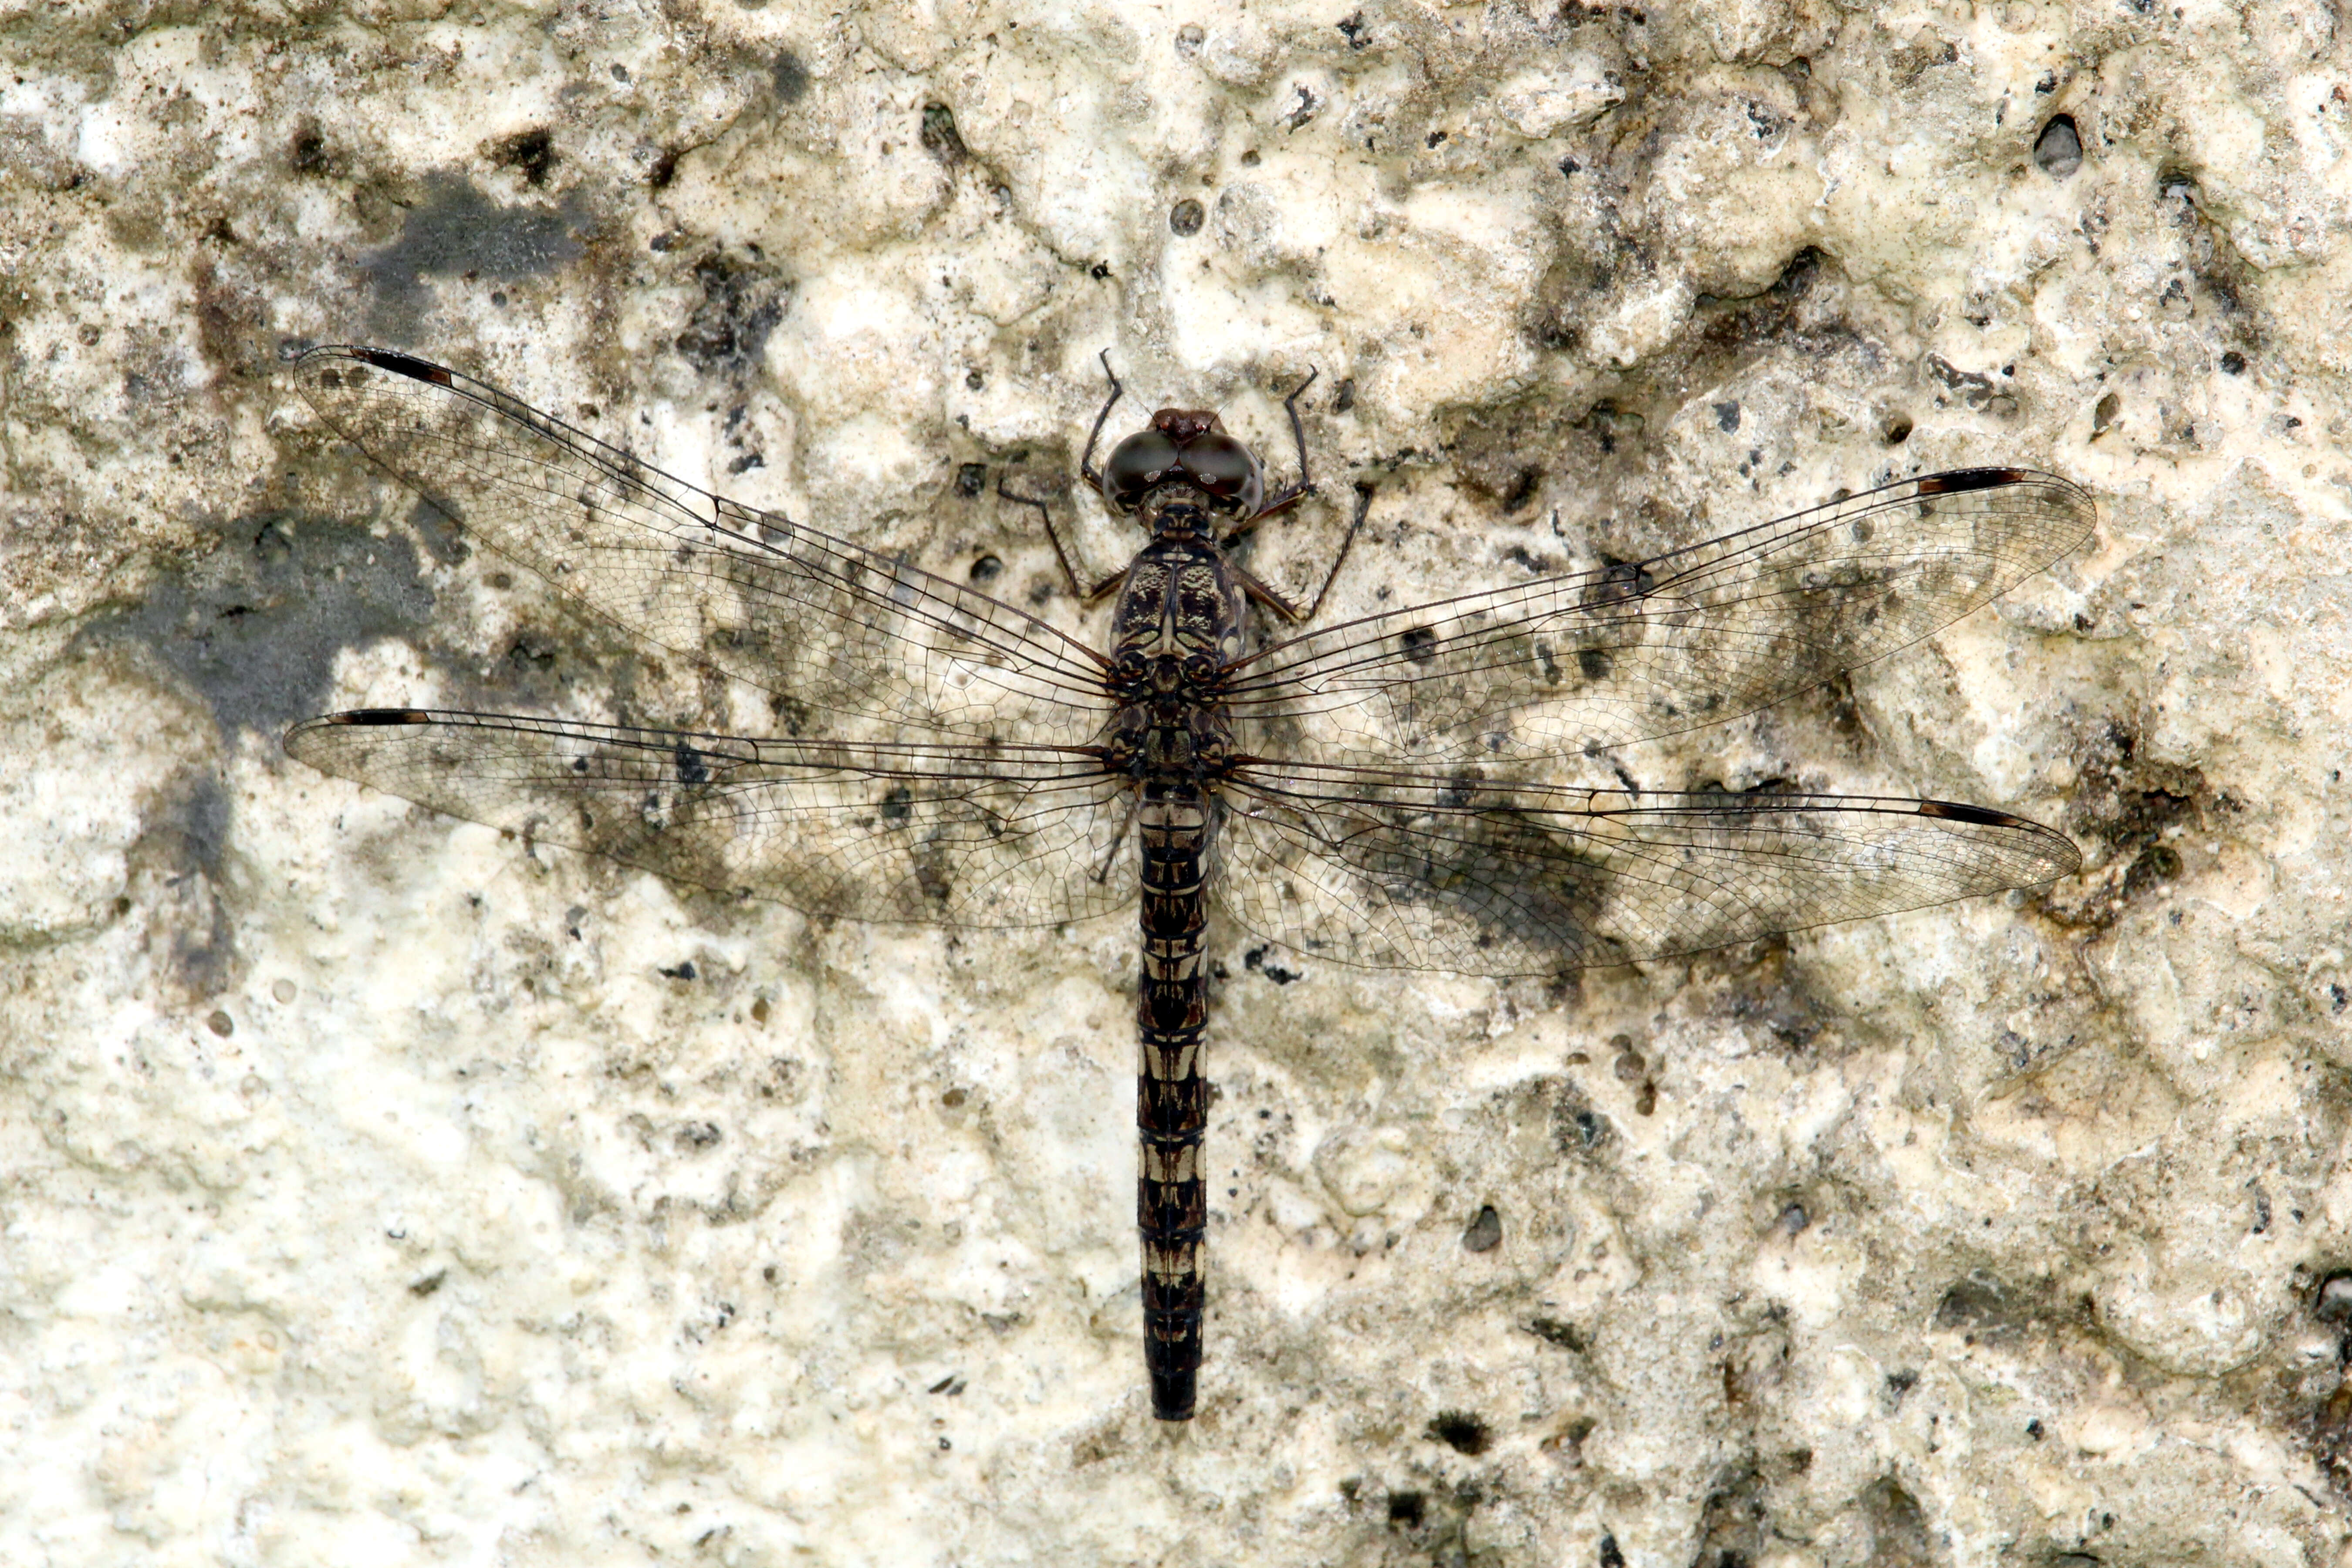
xmin=2 ymin=3 xmax=2349 ymax=1565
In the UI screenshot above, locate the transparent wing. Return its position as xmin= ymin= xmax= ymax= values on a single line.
xmin=1213 ymin=762 xmax=2079 ymax=977
xmin=295 ymin=346 xmax=1114 ymax=746
xmin=1225 ymin=469 xmax=2094 ymax=764
xmin=286 ymin=709 xmax=1135 ymax=928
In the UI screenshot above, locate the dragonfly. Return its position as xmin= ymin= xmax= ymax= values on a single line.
xmin=283 ymin=345 xmax=2095 ymax=1422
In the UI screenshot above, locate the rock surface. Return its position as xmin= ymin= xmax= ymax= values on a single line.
xmin=3 ymin=3 xmax=2349 ymax=1564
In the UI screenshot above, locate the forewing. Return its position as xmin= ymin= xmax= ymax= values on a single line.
xmin=286 ymin=709 xmax=1134 ymax=929
xmin=1213 ymin=763 xmax=2079 ymax=977
xmin=1225 ymin=469 xmax=2094 ymax=763
xmin=296 ymin=346 xmax=1112 ymax=744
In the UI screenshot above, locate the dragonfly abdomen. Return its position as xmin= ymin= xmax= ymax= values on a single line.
xmin=1136 ymin=777 xmax=1212 ymax=1421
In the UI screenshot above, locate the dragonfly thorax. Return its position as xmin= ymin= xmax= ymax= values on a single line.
xmin=1102 ymin=683 xmax=1235 ymax=780
xmin=1108 ymin=538 xmax=1249 ymax=682
xmin=1108 ymin=646 xmax=1220 ymax=701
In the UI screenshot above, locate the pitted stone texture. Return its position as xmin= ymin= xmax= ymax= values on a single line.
xmin=3 ymin=4 xmax=2349 ymax=1566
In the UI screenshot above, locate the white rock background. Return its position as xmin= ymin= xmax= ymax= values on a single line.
xmin=3 ymin=1 xmax=2349 ymax=1564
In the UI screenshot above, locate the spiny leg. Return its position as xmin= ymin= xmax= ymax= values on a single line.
xmin=1079 ymin=348 xmax=1125 ymax=493
xmin=1234 ymin=480 xmax=1375 ymax=625
xmin=997 ymin=348 xmax=1133 ymax=602
xmin=1230 ymin=365 xmax=1322 ymax=532
xmin=996 ymin=474 xmax=1127 ymax=603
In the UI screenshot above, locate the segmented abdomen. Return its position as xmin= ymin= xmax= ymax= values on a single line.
xmin=1135 ymin=778 xmax=1212 ymax=1421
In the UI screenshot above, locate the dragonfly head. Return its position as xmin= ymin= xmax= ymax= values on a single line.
xmin=1102 ymin=408 xmax=1265 ymax=523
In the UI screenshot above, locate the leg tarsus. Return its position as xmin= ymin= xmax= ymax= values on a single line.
xmin=1236 ymin=365 xmax=1322 ymax=529
xmin=1232 ymin=483 xmax=1372 ymax=624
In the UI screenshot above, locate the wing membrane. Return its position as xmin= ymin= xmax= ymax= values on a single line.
xmin=288 ymin=348 xmax=2089 ymax=972
xmin=1227 ymin=469 xmax=2095 ymax=764
xmin=296 ymin=346 xmax=1112 ymax=744
xmin=1213 ymin=761 xmax=2079 ymax=977
xmin=286 ymin=708 xmax=1133 ymax=928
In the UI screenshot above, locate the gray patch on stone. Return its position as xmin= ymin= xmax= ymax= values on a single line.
xmin=360 ymin=176 xmax=592 ymax=336
xmin=676 ymin=250 xmax=792 ymax=378
xmin=74 ymin=515 xmax=434 ymax=739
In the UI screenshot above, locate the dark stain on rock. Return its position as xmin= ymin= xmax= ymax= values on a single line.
xmin=1882 ymin=1367 xmax=1919 ymax=1411
xmin=1930 ymin=1270 xmax=2042 ymax=1347
xmin=676 ymin=249 xmax=791 ymax=377
xmin=2048 ymin=721 xmax=2208 ymax=930
xmin=1552 ymin=1078 xmax=1612 ymax=1156
xmin=1241 ymin=944 xmax=1298 ymax=984
xmin=2156 ymin=166 xmax=2257 ymax=329
xmin=2303 ymin=1375 xmax=2352 ymax=1496
xmin=1687 ymin=244 xmax=1828 ymax=354
xmin=1691 ymin=1467 xmax=1766 ymax=1568
xmin=289 ymin=122 xmax=337 ymax=178
xmin=490 ymin=127 xmax=558 ymax=187
xmin=73 ymin=513 xmax=435 ymax=739
xmin=1446 ymin=395 xmax=1554 ymax=512
xmin=1526 ymin=1316 xmax=1586 ymax=1352
xmin=1709 ymin=936 xmax=1825 ymax=1052
xmin=1426 ymin=1409 xmax=1492 ymax=1455
xmin=773 ymin=51 xmax=811 ymax=105
xmin=1925 ymin=353 xmax=2001 ymax=412
xmin=1860 ymin=1477 xmax=1936 ymax=1568
xmin=360 ymin=176 xmax=590 ymax=335
xmin=117 ymin=769 xmax=241 ymax=1001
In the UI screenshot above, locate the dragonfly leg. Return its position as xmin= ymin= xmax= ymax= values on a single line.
xmin=1233 ymin=481 xmax=1372 ymax=623
xmin=1078 ymin=348 xmax=1125 ymax=494
xmin=997 ymin=474 xmax=1127 ymax=602
xmin=1295 ymin=482 xmax=1374 ymax=618
xmin=1233 ymin=563 xmax=1306 ymax=623
xmin=1239 ymin=365 xmax=1323 ymax=524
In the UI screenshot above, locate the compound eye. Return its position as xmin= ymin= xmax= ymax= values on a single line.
xmin=1177 ymin=432 xmax=1264 ymax=514
xmin=1103 ymin=430 xmax=1180 ymax=512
